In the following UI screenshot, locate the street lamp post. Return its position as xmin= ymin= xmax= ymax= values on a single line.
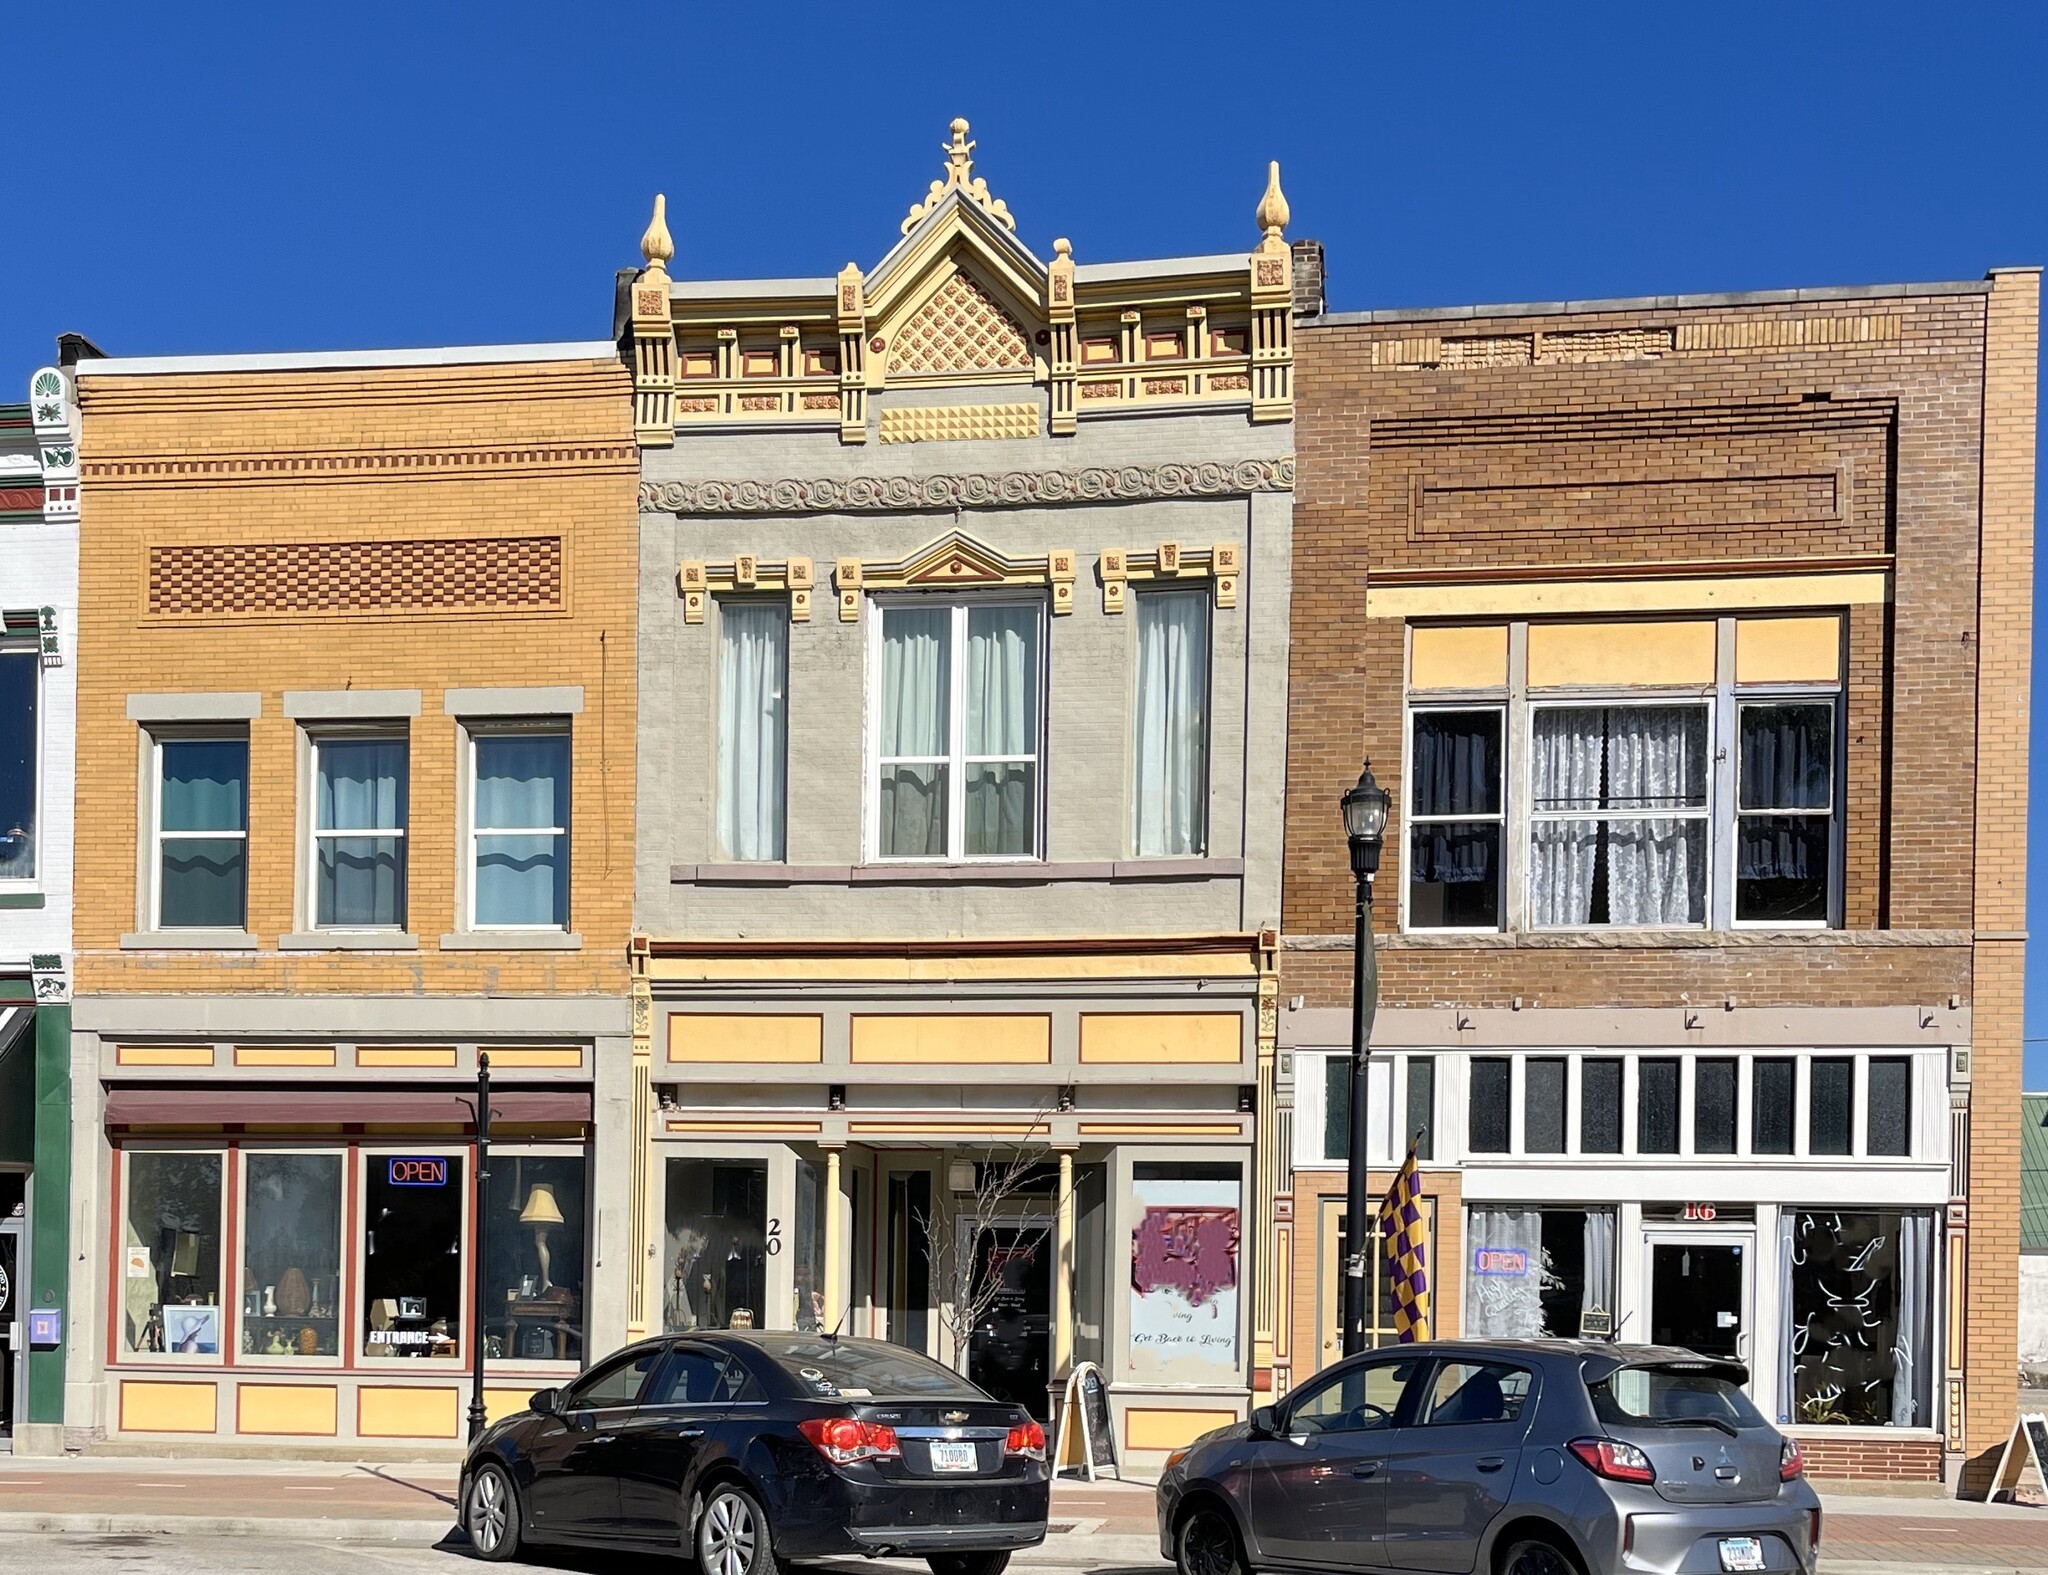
xmin=1340 ymin=761 xmax=1391 ymax=1358
xmin=467 ymin=1051 xmax=493 ymax=1444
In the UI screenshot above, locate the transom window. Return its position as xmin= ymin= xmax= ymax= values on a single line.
xmin=312 ymin=735 xmax=408 ymax=929
xmin=871 ymin=599 xmax=1042 ymax=861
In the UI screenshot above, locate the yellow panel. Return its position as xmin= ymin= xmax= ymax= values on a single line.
xmin=358 ymin=1385 xmax=461 ymax=1439
xmin=485 ymin=1388 xmax=537 ymax=1426
xmin=849 ymin=1120 xmax=1047 ymax=1137
xmin=669 ymin=1015 xmax=824 ymax=1064
xmin=1527 ymin=620 xmax=1714 ymax=688
xmin=1125 ymin=1408 xmax=1237 ymax=1451
xmin=358 ymin=1046 xmax=459 ymax=1068
xmin=1735 ymin=615 xmax=1842 ymax=683
xmin=234 ymin=1046 xmax=336 ymax=1068
xmin=1080 ymin=1013 xmax=1242 ymax=1065
xmin=488 ymin=1047 xmax=584 ymax=1069
xmin=1368 ymin=570 xmax=1888 ymax=620
xmin=1410 ymin=625 xmax=1509 ymax=690
xmin=120 ymin=1380 xmax=217 ymax=1433
xmin=850 ymin=1015 xmax=1050 ymax=1065
xmin=1077 ymin=1123 xmax=1245 ymax=1137
xmin=117 ymin=1045 xmax=213 ymax=1067
xmin=667 ymin=1119 xmax=824 ymax=1135
xmin=238 ymin=1384 xmax=339 ymax=1436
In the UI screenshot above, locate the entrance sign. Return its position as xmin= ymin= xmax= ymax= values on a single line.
xmin=1054 ymin=1361 xmax=1119 ymax=1481
xmin=1681 ymin=1203 xmax=1719 ymax=1222
xmin=1473 ymin=1247 xmax=1529 ymax=1276
xmin=388 ymin=1157 xmax=449 ymax=1187
xmin=1990 ymin=1413 xmax=2048 ymax=1502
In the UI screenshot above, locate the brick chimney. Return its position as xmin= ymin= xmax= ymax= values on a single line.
xmin=1291 ymin=239 xmax=1326 ymax=318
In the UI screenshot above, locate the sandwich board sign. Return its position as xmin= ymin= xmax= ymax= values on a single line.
xmin=1054 ymin=1361 xmax=1118 ymax=1481
xmin=1989 ymin=1412 xmax=2048 ymax=1502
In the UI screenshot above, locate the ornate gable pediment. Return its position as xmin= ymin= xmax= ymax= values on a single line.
xmin=887 ymin=269 xmax=1034 ymax=377
xmin=901 ymin=531 xmax=1013 ymax=585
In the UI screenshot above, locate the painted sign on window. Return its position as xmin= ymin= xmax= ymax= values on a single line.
xmin=1129 ymin=1173 xmax=1241 ymax=1383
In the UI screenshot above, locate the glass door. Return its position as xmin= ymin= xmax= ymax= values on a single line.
xmin=0 ymin=1215 xmax=19 ymax=1447
xmin=1643 ymin=1228 xmax=1755 ymax=1370
xmin=958 ymin=1213 xmax=1053 ymax=1419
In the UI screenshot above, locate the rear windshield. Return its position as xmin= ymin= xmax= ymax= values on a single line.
xmin=767 ymin=1340 xmax=987 ymax=1401
xmin=1588 ymin=1365 xmax=1767 ymax=1429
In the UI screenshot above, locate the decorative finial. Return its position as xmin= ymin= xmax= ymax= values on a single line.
xmin=1256 ymin=161 xmax=1290 ymax=242
xmin=902 ymin=116 xmax=1017 ymax=235
xmin=640 ymin=193 xmax=674 ymax=270
xmin=1053 ymin=237 xmax=1072 ymax=260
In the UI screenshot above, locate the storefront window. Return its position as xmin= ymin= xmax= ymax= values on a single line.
xmin=123 ymin=1152 xmax=224 ymax=1356
xmin=483 ymin=1154 xmax=586 ymax=1362
xmin=363 ymin=1153 xmax=465 ymax=1358
xmin=663 ymin=1158 xmax=769 ymax=1331
xmin=794 ymin=1156 xmax=826 ymax=1331
xmin=1072 ymin=1162 xmax=1108 ymax=1370
xmin=1782 ymin=1210 xmax=1934 ymax=1427
xmin=1130 ymin=1163 xmax=1241 ymax=1383
xmin=1466 ymin=1206 xmax=1618 ymax=1340
xmin=241 ymin=1153 xmax=342 ymax=1359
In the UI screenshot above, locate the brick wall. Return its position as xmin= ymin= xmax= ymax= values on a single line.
xmin=72 ymin=356 xmax=641 ymax=998
xmin=1797 ymin=1431 xmax=1945 ymax=1483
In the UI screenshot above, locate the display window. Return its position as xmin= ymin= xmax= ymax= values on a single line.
xmin=122 ymin=1150 xmax=226 ymax=1360
xmin=361 ymin=1150 xmax=467 ymax=1362
xmin=1464 ymin=1206 xmax=1619 ymax=1340
xmin=482 ymin=1152 xmax=587 ymax=1363
xmin=239 ymin=1151 xmax=344 ymax=1361
xmin=1780 ymin=1209 xmax=1935 ymax=1428
xmin=663 ymin=1156 xmax=771 ymax=1332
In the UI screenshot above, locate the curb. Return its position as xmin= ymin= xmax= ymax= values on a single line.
xmin=0 ymin=1512 xmax=456 ymax=1545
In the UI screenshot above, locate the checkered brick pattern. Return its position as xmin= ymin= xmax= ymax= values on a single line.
xmin=148 ymin=534 xmax=562 ymax=617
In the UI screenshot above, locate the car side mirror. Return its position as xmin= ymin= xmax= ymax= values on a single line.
xmin=529 ymin=1387 xmax=561 ymax=1417
xmin=1250 ymin=1404 xmax=1279 ymax=1438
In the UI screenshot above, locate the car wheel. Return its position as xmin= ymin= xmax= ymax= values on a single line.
xmin=464 ymin=1463 xmax=521 ymax=1562
xmin=1176 ymin=1505 xmax=1245 ymax=1575
xmin=699 ymin=1483 xmax=774 ymax=1575
xmin=1496 ymin=1535 xmax=1581 ymax=1575
xmin=926 ymin=1555 xmax=1011 ymax=1575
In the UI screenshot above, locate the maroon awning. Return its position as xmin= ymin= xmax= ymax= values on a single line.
xmin=103 ymin=1087 xmax=590 ymax=1128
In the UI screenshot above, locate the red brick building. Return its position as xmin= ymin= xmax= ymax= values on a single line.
xmin=1279 ymin=258 xmax=2037 ymax=1488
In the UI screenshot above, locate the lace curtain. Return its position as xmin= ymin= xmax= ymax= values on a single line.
xmin=1531 ymin=706 xmax=1704 ymax=925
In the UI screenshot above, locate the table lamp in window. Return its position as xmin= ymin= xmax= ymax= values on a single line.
xmin=519 ymin=1182 xmax=565 ymax=1291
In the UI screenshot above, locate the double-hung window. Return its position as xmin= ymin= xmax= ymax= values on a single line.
xmin=1735 ymin=699 xmax=1836 ymax=924
xmin=0 ymin=643 xmax=37 ymax=884
xmin=1132 ymin=587 xmax=1209 ymax=856
xmin=872 ymin=599 xmax=1042 ymax=861
xmin=1407 ymin=708 xmax=1503 ymax=929
xmin=716 ymin=600 xmax=788 ymax=861
xmin=312 ymin=735 xmax=408 ymax=929
xmin=470 ymin=728 xmax=570 ymax=928
xmin=154 ymin=735 xmax=249 ymax=930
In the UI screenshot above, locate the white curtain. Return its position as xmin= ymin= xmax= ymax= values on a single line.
xmin=964 ymin=607 xmax=1037 ymax=856
xmin=1775 ymin=1211 xmax=1797 ymax=1425
xmin=716 ymin=602 xmax=787 ymax=861
xmin=1466 ymin=1207 xmax=1546 ymax=1337
xmin=1582 ymin=1209 xmax=1617 ymax=1333
xmin=878 ymin=607 xmax=950 ymax=856
xmin=1606 ymin=707 xmax=1704 ymax=924
xmin=1893 ymin=1211 xmax=1933 ymax=1428
xmin=1133 ymin=590 xmax=1209 ymax=856
xmin=1530 ymin=711 xmax=1601 ymax=925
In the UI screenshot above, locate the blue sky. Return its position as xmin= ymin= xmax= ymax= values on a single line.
xmin=6 ymin=1 xmax=2046 ymax=1071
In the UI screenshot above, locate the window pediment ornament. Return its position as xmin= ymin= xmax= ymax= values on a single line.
xmin=1099 ymin=543 xmax=1242 ymax=613
xmin=677 ymin=556 xmax=814 ymax=624
xmin=833 ymin=531 xmax=1075 ymax=623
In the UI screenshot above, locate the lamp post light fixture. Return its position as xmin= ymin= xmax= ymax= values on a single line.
xmin=1340 ymin=760 xmax=1391 ymax=1357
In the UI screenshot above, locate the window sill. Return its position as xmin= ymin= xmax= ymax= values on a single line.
xmin=120 ymin=929 xmax=259 ymax=951
xmin=280 ymin=931 xmax=420 ymax=952
xmin=439 ymin=931 xmax=583 ymax=951
xmin=672 ymin=858 xmax=1245 ymax=886
xmin=0 ymin=890 xmax=45 ymax=909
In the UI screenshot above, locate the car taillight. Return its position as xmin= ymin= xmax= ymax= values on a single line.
xmin=798 ymin=1416 xmax=901 ymax=1464
xmin=1807 ymin=1507 xmax=1822 ymax=1551
xmin=1780 ymin=1437 xmax=1805 ymax=1481
xmin=1005 ymin=1420 xmax=1046 ymax=1460
xmin=1567 ymin=1437 xmax=1656 ymax=1485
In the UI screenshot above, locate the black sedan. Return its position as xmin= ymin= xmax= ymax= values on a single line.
xmin=460 ymin=1331 xmax=1050 ymax=1575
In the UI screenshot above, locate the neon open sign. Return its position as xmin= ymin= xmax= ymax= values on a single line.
xmin=388 ymin=1157 xmax=449 ymax=1187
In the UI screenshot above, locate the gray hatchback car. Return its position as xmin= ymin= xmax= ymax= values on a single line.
xmin=1156 ymin=1342 xmax=1821 ymax=1575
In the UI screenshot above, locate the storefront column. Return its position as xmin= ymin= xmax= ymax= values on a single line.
xmin=823 ymin=1147 xmax=846 ymax=1328
xmin=1054 ymin=1149 xmax=1075 ymax=1376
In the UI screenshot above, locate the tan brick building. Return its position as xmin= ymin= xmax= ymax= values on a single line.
xmin=1280 ymin=264 xmax=2037 ymax=1489
xmin=61 ymin=345 xmax=639 ymax=1450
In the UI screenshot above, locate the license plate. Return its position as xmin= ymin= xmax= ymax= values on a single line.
xmin=929 ymin=1440 xmax=978 ymax=1473
xmin=1719 ymin=1537 xmax=1765 ymax=1572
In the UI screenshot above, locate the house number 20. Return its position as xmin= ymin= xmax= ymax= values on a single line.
xmin=766 ymin=1219 xmax=782 ymax=1256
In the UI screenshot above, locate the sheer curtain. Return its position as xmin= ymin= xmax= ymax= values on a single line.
xmin=316 ymin=738 xmax=406 ymax=925
xmin=474 ymin=733 xmax=569 ymax=926
xmin=964 ymin=607 xmax=1037 ymax=856
xmin=1606 ymin=706 xmax=1704 ymax=924
xmin=1465 ymin=1207 xmax=1545 ymax=1337
xmin=878 ymin=608 xmax=949 ymax=857
xmin=1775 ymin=1211 xmax=1797 ymax=1424
xmin=1530 ymin=712 xmax=1601 ymax=925
xmin=1893 ymin=1211 xmax=1933 ymax=1427
xmin=1133 ymin=589 xmax=1209 ymax=856
xmin=1581 ymin=1209 xmax=1617 ymax=1332
xmin=716 ymin=602 xmax=787 ymax=861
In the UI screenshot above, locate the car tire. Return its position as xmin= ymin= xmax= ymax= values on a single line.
xmin=698 ymin=1483 xmax=775 ymax=1575
xmin=1495 ymin=1534 xmax=1582 ymax=1575
xmin=464 ymin=1462 xmax=522 ymax=1562
xmin=1175 ymin=1504 xmax=1246 ymax=1575
xmin=926 ymin=1555 xmax=1011 ymax=1575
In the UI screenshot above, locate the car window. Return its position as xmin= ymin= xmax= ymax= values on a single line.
xmin=569 ymin=1348 xmax=661 ymax=1409
xmin=644 ymin=1350 xmax=735 ymax=1406
xmin=767 ymin=1339 xmax=986 ymax=1400
xmin=1287 ymin=1357 xmax=1424 ymax=1434
xmin=1420 ymin=1361 xmax=1531 ymax=1426
xmin=1589 ymin=1365 xmax=1766 ymax=1429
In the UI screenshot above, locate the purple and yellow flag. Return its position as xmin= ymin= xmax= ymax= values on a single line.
xmin=1378 ymin=1142 xmax=1433 ymax=1342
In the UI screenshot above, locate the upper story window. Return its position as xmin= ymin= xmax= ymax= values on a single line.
xmin=1295 ymin=1051 xmax=1437 ymax=1168
xmin=312 ymin=734 xmax=408 ymax=929
xmin=469 ymin=728 xmax=570 ymax=929
xmin=1132 ymin=587 xmax=1210 ymax=856
xmin=0 ymin=644 xmax=38 ymax=884
xmin=152 ymin=735 xmax=249 ymax=930
xmin=1408 ymin=708 xmax=1503 ymax=929
xmin=1736 ymin=700 xmax=1835 ymax=923
xmin=716 ymin=600 xmax=788 ymax=861
xmin=871 ymin=599 xmax=1042 ymax=861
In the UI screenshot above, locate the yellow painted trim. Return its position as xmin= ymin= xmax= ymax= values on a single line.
xmin=357 ymin=1047 xmax=459 ymax=1069
xmin=1369 ymin=570 xmax=1888 ymax=620
xmin=116 ymin=1045 xmax=214 ymax=1067
xmin=357 ymin=1385 xmax=461 ymax=1439
xmin=488 ymin=1047 xmax=585 ymax=1069
xmin=119 ymin=1380 xmax=217 ymax=1433
xmin=850 ymin=1014 xmax=1050 ymax=1065
xmin=848 ymin=1120 xmax=1048 ymax=1137
xmin=1125 ymin=1407 xmax=1238 ymax=1451
xmin=237 ymin=1383 xmax=339 ymax=1436
xmin=234 ymin=1046 xmax=337 ymax=1069
xmin=1735 ymin=614 xmax=1843 ymax=683
xmin=1410 ymin=624 xmax=1509 ymax=690
xmin=649 ymin=952 xmax=1257 ymax=985
xmin=665 ymin=1119 xmax=824 ymax=1135
xmin=485 ymin=1388 xmax=536 ymax=1426
xmin=668 ymin=1014 xmax=824 ymax=1064
xmin=1077 ymin=1122 xmax=1246 ymax=1137
xmin=1079 ymin=1012 xmax=1242 ymax=1065
xmin=1527 ymin=620 xmax=1715 ymax=688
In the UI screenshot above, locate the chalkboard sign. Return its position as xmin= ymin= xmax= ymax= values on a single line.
xmin=1990 ymin=1412 xmax=2048 ymax=1502
xmin=1053 ymin=1362 xmax=1120 ymax=1481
